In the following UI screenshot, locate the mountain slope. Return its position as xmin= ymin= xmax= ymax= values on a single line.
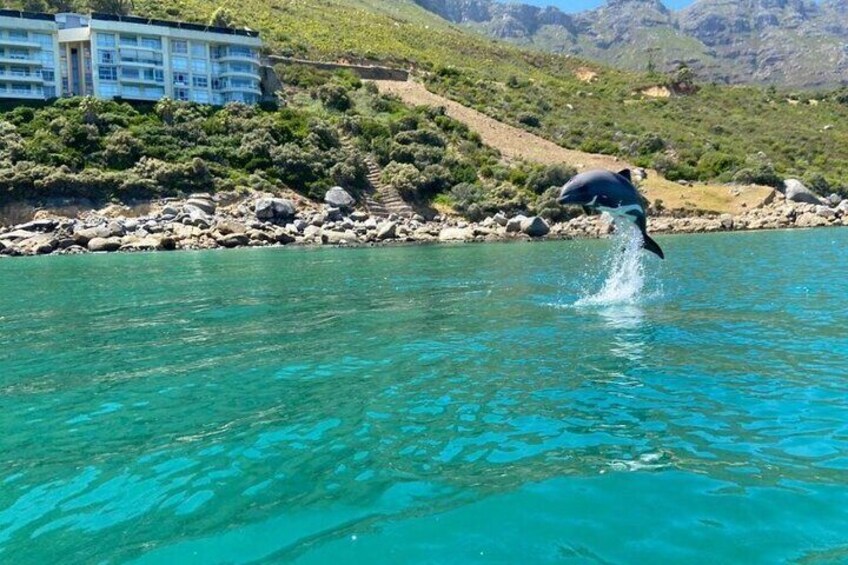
xmin=412 ymin=0 xmax=848 ymax=88
xmin=5 ymin=0 xmax=848 ymax=192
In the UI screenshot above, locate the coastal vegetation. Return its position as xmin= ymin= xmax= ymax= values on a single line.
xmin=1 ymin=0 xmax=848 ymax=216
xmin=0 ymin=68 xmax=573 ymax=219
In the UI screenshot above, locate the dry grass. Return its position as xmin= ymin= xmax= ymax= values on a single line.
xmin=375 ymin=79 xmax=776 ymax=215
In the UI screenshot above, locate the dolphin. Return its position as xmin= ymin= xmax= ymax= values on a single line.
xmin=557 ymin=169 xmax=664 ymax=259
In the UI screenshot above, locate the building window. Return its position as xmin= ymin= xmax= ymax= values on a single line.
xmin=192 ymin=76 xmax=208 ymax=88
xmin=121 ymin=67 xmax=139 ymax=79
xmin=140 ymin=37 xmax=162 ymax=50
xmin=192 ymin=90 xmax=209 ymax=103
xmin=44 ymin=86 xmax=56 ymax=98
xmin=174 ymin=87 xmax=189 ymax=101
xmin=154 ymin=69 xmax=164 ymax=82
xmin=98 ymin=50 xmax=116 ymax=65
xmin=171 ymin=57 xmax=188 ymax=71
xmin=191 ymin=58 xmax=207 ymax=73
xmin=42 ymin=70 xmax=55 ymax=82
xmin=97 ymin=33 xmax=116 ymax=47
xmin=31 ymin=33 xmax=53 ymax=48
xmin=171 ymin=40 xmax=187 ymax=54
xmin=229 ymin=62 xmax=254 ymax=74
xmin=120 ymin=35 xmax=137 ymax=47
xmin=40 ymin=51 xmax=55 ymax=67
xmin=8 ymin=30 xmax=27 ymax=42
xmin=97 ymin=67 xmax=118 ymax=81
xmin=173 ymin=72 xmax=188 ymax=86
xmin=9 ymin=48 xmax=29 ymax=61
xmin=191 ymin=43 xmax=207 ymax=57
xmin=98 ymin=83 xmax=119 ymax=98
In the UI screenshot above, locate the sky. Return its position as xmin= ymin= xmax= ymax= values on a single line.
xmin=510 ymin=0 xmax=697 ymax=12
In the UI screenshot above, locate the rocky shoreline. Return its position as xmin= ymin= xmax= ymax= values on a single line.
xmin=1 ymin=186 xmax=847 ymax=258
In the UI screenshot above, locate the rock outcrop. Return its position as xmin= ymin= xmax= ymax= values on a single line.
xmin=1 ymin=189 xmax=846 ymax=258
xmin=412 ymin=0 xmax=848 ymax=88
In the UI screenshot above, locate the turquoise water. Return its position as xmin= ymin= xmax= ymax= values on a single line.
xmin=2 ymin=228 xmax=848 ymax=564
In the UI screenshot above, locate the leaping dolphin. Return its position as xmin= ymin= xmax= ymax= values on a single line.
xmin=557 ymin=169 xmax=665 ymax=259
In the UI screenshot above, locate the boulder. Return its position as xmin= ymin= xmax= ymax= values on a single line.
xmin=324 ymin=186 xmax=356 ymax=210
xmin=303 ymin=225 xmax=322 ymax=240
xmin=324 ymin=207 xmax=344 ymax=222
xmin=794 ymin=212 xmax=829 ymax=228
xmin=321 ymin=229 xmax=358 ymax=245
xmin=185 ymin=197 xmax=216 ymax=215
xmin=215 ymin=220 xmax=247 ymax=235
xmin=247 ymin=230 xmax=274 ymax=243
xmin=827 ymin=193 xmax=842 ymax=207
xmin=506 ymin=215 xmax=527 ymax=233
xmin=255 ymin=198 xmax=296 ymax=223
xmin=784 ymin=179 xmax=823 ymax=205
xmin=273 ymin=229 xmax=297 ymax=244
xmin=350 ymin=210 xmax=369 ymax=222
xmin=439 ymin=227 xmax=473 ymax=241
xmin=16 ymin=219 xmax=58 ymax=233
xmin=120 ymin=235 xmax=172 ymax=251
xmin=376 ymin=221 xmax=398 ymax=240
xmin=216 ymin=233 xmax=250 ymax=248
xmin=87 ymin=237 xmax=122 ymax=252
xmin=160 ymin=204 xmax=179 ymax=217
xmin=18 ymin=235 xmax=57 ymax=255
xmin=0 ymin=229 xmax=38 ymax=242
xmin=719 ymin=213 xmax=734 ymax=230
xmin=815 ymin=205 xmax=836 ymax=219
xmin=520 ymin=216 xmax=550 ymax=237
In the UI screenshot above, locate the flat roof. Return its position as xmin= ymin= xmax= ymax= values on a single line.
xmin=90 ymin=12 xmax=259 ymax=38
xmin=0 ymin=9 xmax=56 ymax=22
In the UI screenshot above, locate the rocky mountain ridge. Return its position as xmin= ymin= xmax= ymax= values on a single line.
xmin=412 ymin=0 xmax=848 ymax=88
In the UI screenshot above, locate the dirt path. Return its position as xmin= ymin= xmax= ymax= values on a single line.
xmin=376 ymin=79 xmax=622 ymax=170
xmin=374 ymin=80 xmax=774 ymax=215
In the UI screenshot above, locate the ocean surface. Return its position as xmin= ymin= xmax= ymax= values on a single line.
xmin=2 ymin=228 xmax=847 ymax=564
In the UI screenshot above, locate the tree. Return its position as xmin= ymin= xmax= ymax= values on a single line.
xmin=21 ymin=0 xmax=49 ymax=12
xmin=208 ymin=6 xmax=235 ymax=28
xmin=154 ymin=97 xmax=177 ymax=125
xmin=667 ymin=64 xmax=698 ymax=95
xmin=87 ymin=0 xmax=133 ymax=15
xmin=78 ymin=96 xmax=103 ymax=125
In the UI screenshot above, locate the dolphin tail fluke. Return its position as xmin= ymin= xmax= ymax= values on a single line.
xmin=641 ymin=232 xmax=665 ymax=259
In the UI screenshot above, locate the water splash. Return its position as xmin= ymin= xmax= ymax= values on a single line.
xmin=575 ymin=220 xmax=648 ymax=307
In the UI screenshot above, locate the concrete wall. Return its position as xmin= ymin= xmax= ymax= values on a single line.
xmin=268 ymin=56 xmax=409 ymax=81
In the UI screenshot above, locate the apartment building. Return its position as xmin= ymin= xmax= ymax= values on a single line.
xmin=0 ymin=10 xmax=61 ymax=101
xmin=57 ymin=13 xmax=264 ymax=104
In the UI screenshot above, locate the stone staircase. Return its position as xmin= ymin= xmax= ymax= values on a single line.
xmin=341 ymin=137 xmax=414 ymax=218
xmin=362 ymin=156 xmax=414 ymax=218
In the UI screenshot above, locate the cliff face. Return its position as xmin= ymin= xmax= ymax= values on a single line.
xmin=412 ymin=0 xmax=848 ymax=88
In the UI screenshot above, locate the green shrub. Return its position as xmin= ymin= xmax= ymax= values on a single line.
xmin=525 ymin=164 xmax=576 ymax=194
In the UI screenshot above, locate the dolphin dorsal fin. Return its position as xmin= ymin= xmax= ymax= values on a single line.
xmin=617 ymin=168 xmax=632 ymax=182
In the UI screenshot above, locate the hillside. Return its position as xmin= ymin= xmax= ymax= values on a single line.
xmin=2 ymin=0 xmax=848 ymax=212
xmin=413 ymin=0 xmax=848 ymax=89
xmin=375 ymin=80 xmax=775 ymax=214
xmin=100 ymin=0 xmax=848 ymax=193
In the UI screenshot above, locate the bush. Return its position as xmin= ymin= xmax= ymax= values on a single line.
xmin=526 ymin=164 xmax=576 ymax=194
xmin=517 ymin=112 xmax=541 ymax=128
xmin=696 ymin=151 xmax=739 ymax=180
xmin=731 ymin=154 xmax=782 ymax=187
xmin=382 ymin=162 xmax=424 ymax=199
xmin=317 ymin=83 xmax=353 ymax=112
xmin=802 ymin=172 xmax=831 ymax=195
